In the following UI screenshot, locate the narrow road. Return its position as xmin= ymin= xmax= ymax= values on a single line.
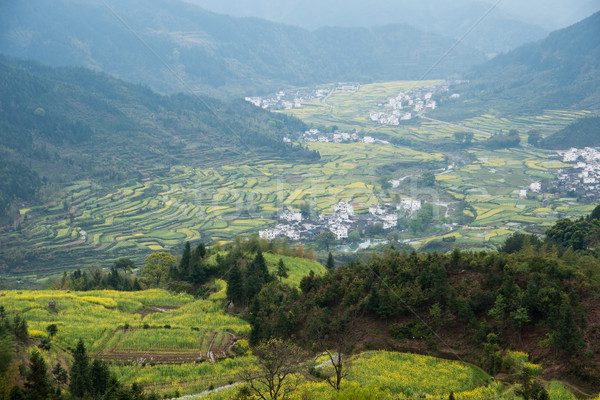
xmin=420 ymin=115 xmax=492 ymax=137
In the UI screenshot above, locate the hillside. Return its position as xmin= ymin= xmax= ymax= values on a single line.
xmin=187 ymin=0 xmax=550 ymax=54
xmin=0 ymin=56 xmax=309 ymax=219
xmin=539 ymin=116 xmax=600 ymax=149
xmin=442 ymin=11 xmax=600 ymax=115
xmin=0 ymin=0 xmax=486 ymax=96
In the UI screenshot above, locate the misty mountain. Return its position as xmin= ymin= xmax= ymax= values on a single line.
xmin=184 ymin=0 xmax=550 ymax=55
xmin=451 ymin=11 xmax=600 ymax=114
xmin=0 ymin=0 xmax=485 ymax=97
xmin=0 ymin=56 xmax=309 ymax=217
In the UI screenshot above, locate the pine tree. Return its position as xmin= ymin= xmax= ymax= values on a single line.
xmin=89 ymin=359 xmax=110 ymax=398
xmin=227 ymin=264 xmax=244 ymax=303
xmin=326 ymin=252 xmax=335 ymax=271
xmin=195 ymin=242 xmax=207 ymax=259
xmin=69 ymin=339 xmax=90 ymax=398
xmin=244 ymin=250 xmax=270 ymax=301
xmin=178 ymin=241 xmax=191 ymax=280
xmin=24 ymin=350 xmax=51 ymax=400
xmin=277 ymin=258 xmax=288 ymax=282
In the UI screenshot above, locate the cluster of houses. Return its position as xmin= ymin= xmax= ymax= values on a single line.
xmin=554 ymin=148 xmax=600 ymax=198
xmin=368 ymin=86 xmax=445 ymax=125
xmin=301 ymin=129 xmax=390 ymax=145
xmin=258 ymin=198 xmax=422 ymax=242
xmin=245 ymin=83 xmax=360 ymax=111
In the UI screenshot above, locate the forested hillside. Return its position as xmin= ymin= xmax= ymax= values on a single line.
xmin=0 ymin=0 xmax=486 ymax=96
xmin=221 ymin=208 xmax=600 ymax=392
xmin=539 ymin=117 xmax=600 ymax=149
xmin=0 ymin=57 xmax=311 ymax=218
xmin=438 ymin=11 xmax=600 ymax=116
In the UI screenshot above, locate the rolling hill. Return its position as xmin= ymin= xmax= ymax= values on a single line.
xmin=0 ymin=0 xmax=486 ymax=96
xmin=186 ymin=0 xmax=551 ymax=54
xmin=0 ymin=56 xmax=309 ymax=219
xmin=456 ymin=10 xmax=600 ymax=113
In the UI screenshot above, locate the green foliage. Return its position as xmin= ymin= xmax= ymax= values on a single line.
xmin=539 ymin=117 xmax=600 ymax=149
xmin=142 ymin=252 xmax=176 ymax=287
xmin=326 ymin=253 xmax=335 ymax=271
xmin=483 ymin=129 xmax=521 ymax=149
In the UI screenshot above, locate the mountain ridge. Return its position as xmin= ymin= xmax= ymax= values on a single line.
xmin=0 ymin=0 xmax=486 ymax=96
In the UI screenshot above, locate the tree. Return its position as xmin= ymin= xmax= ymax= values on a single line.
xmin=511 ymin=307 xmax=531 ymax=344
xmin=142 ymin=252 xmax=176 ymax=287
xmin=244 ymin=250 xmax=271 ymax=301
xmin=51 ymin=362 xmax=68 ymax=386
xmin=89 ymin=359 xmax=110 ymax=398
xmin=527 ymin=130 xmax=541 ymax=147
xmin=316 ymin=232 xmax=336 ymax=251
xmin=227 ymin=263 xmax=244 ymax=303
xmin=240 ymin=338 xmax=306 ymax=400
xmin=177 ymin=241 xmax=191 ymax=279
xmin=453 ymin=132 xmax=465 ymax=144
xmin=114 ymin=258 xmax=134 ymax=273
xmin=24 ymin=350 xmax=51 ymax=400
xmin=420 ymin=171 xmax=435 ymax=187
xmin=69 ymin=339 xmax=90 ymax=398
xmin=326 ymin=252 xmax=335 ymax=271
xmin=277 ymin=259 xmax=288 ymax=282
xmin=347 ymin=230 xmax=361 ymax=243
xmin=464 ymin=132 xmax=474 ymax=145
xmin=515 ymin=367 xmax=549 ymax=400
xmin=46 ymin=324 xmax=57 ymax=338
xmin=312 ymin=315 xmax=360 ymax=392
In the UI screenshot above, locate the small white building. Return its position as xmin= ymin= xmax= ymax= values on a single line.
xmin=280 ymin=210 xmax=302 ymax=223
xmin=518 ymin=189 xmax=527 ymax=199
xmin=330 ymin=225 xmax=348 ymax=239
xmin=259 ymin=229 xmax=279 ymax=240
xmin=369 ymin=203 xmax=385 ymax=216
xmin=530 ymin=182 xmax=542 ymax=193
xmin=399 ymin=198 xmax=421 ymax=212
xmin=382 ymin=214 xmax=398 ymax=230
xmin=334 ymin=201 xmax=354 ymax=216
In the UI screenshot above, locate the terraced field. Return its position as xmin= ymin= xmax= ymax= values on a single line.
xmin=2 ymin=137 xmax=444 ymax=279
xmin=1 ymin=80 xmax=596 ymax=279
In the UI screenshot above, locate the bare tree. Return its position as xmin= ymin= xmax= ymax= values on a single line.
xmin=309 ymin=311 xmax=361 ymax=391
xmin=240 ymin=338 xmax=306 ymax=400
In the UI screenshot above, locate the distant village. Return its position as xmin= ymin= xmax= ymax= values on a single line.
xmin=295 ymin=129 xmax=390 ymax=145
xmin=259 ymin=198 xmax=422 ymax=242
xmin=245 ymin=82 xmax=462 ymax=125
xmin=555 ymin=147 xmax=600 ymax=200
xmin=245 ymin=83 xmax=360 ymax=111
xmin=368 ymin=85 xmax=451 ymax=125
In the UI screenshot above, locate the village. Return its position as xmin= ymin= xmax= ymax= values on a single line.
xmin=259 ymin=198 xmax=422 ymax=242
xmin=245 ymin=83 xmax=360 ymax=110
xmin=368 ymin=85 xmax=448 ymax=125
xmin=554 ymin=147 xmax=600 ymax=200
xmin=296 ymin=128 xmax=390 ymax=145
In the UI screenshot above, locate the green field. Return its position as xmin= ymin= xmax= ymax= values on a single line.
xmin=1 ymin=80 xmax=596 ymax=280
xmin=1 ymin=286 xmax=581 ymax=398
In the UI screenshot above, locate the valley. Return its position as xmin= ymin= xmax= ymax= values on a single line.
xmin=2 ymin=78 xmax=596 ymax=283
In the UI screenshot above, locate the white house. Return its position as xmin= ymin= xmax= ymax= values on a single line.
xmin=280 ymin=210 xmax=302 ymax=223
xmin=518 ymin=189 xmax=527 ymax=199
xmin=334 ymin=201 xmax=354 ymax=216
xmin=382 ymin=214 xmax=398 ymax=230
xmin=330 ymin=225 xmax=348 ymax=239
xmin=530 ymin=182 xmax=542 ymax=192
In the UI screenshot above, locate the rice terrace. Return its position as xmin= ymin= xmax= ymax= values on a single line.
xmin=1 ymin=79 xmax=595 ymax=283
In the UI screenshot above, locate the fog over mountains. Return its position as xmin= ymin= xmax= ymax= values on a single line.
xmin=0 ymin=0 xmax=486 ymax=96
xmin=183 ymin=0 xmax=600 ymax=54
